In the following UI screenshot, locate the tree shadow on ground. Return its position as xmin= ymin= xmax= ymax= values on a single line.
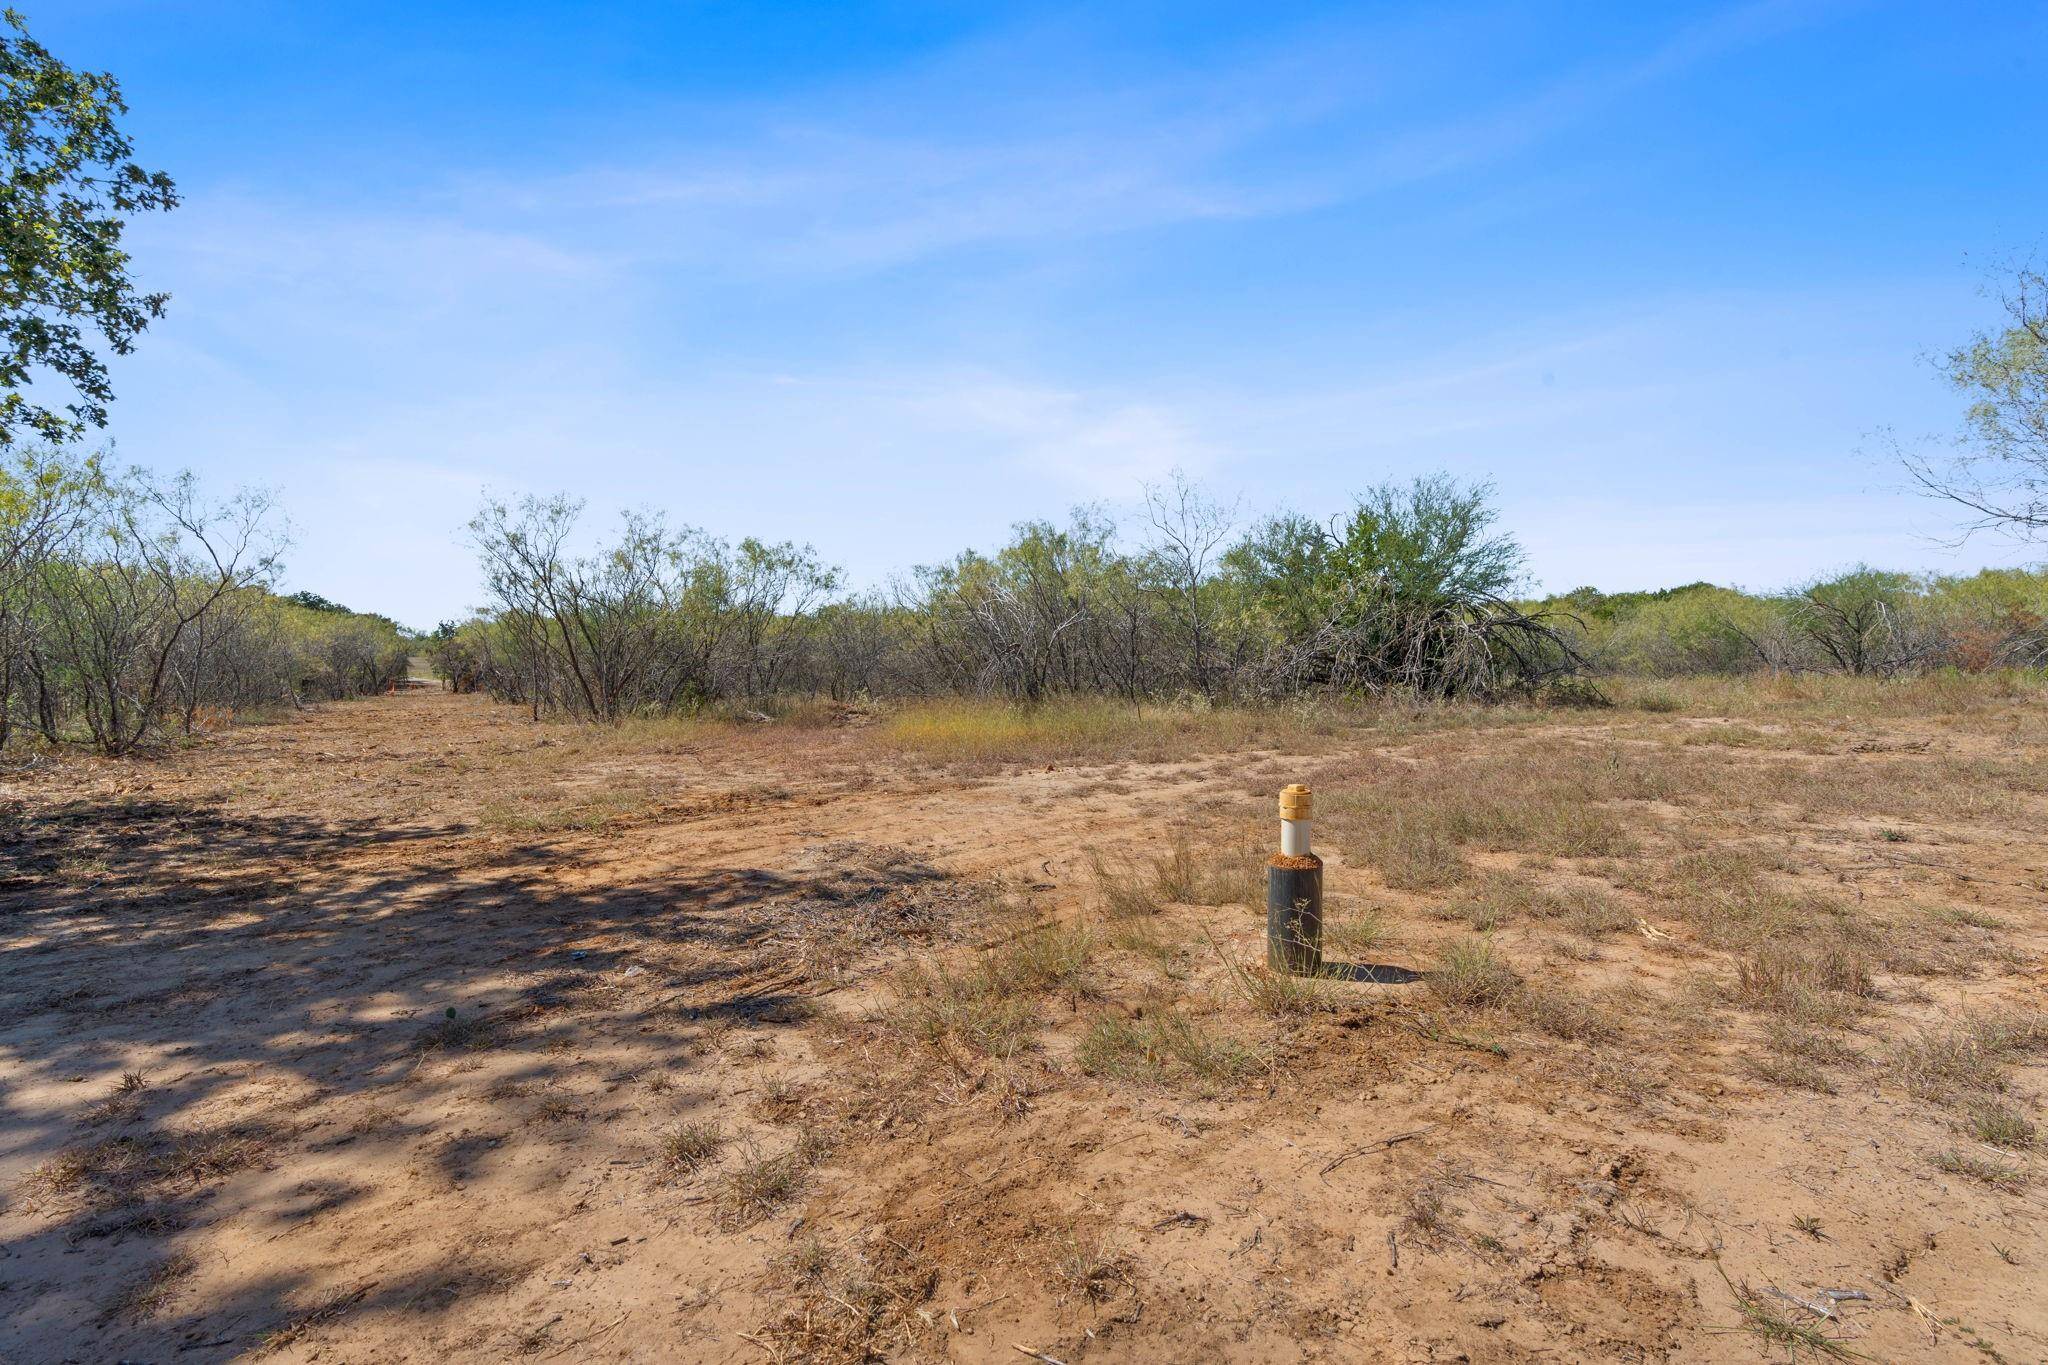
xmin=0 ymin=792 xmax=981 ymax=1361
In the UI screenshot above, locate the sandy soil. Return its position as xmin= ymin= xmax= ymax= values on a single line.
xmin=2 ymin=690 xmax=2044 ymax=1362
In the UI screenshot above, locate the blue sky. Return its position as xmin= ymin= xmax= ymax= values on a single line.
xmin=40 ymin=0 xmax=2048 ymax=628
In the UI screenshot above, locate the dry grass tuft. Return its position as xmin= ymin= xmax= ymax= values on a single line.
xmin=1427 ymin=938 xmax=1522 ymax=1010
xmin=1401 ymin=1160 xmax=1478 ymax=1246
xmin=1765 ymin=1021 xmax=1863 ymax=1066
xmin=1888 ymin=1013 xmax=2048 ymax=1106
xmin=1234 ymin=962 xmax=1340 ymax=1017
xmin=658 ymin=1121 xmax=726 ymax=1177
xmin=1050 ymin=1231 xmax=1135 ymax=1305
xmin=716 ymin=1128 xmax=831 ymax=1228
xmin=20 ymin=1122 xmax=280 ymax=1215
xmin=1440 ymin=873 xmax=1629 ymax=934
xmin=104 ymin=1250 xmax=195 ymax=1322
xmin=1107 ymin=917 xmax=1192 ymax=979
xmin=1513 ymin=986 xmax=1621 ymax=1043
xmin=757 ymin=1236 xmax=942 ymax=1365
xmin=1091 ymin=830 xmax=1262 ymax=919
xmin=477 ymin=789 xmax=650 ymax=834
xmin=1322 ymin=744 xmax=1647 ymax=896
xmin=1322 ymin=906 xmax=1390 ymax=959
xmin=874 ymin=697 xmax=1347 ymax=765
xmin=529 ymin=1093 xmax=581 ymax=1125
xmin=1364 ymin=817 xmax=1470 ymax=890
xmin=1746 ymin=1053 xmax=1839 ymax=1094
xmin=1207 ymin=930 xmax=1338 ymax=1017
xmin=1557 ymin=889 xmax=1637 ymax=938
xmin=1730 ymin=942 xmax=1875 ymax=1024
xmin=993 ymin=922 xmax=1097 ymax=996
xmin=1644 ymin=847 xmax=1846 ymax=952
xmin=752 ymin=842 xmax=1002 ymax=985
xmin=1931 ymin=1148 xmax=2026 ymax=1189
xmin=1967 ymin=1102 xmax=2036 ymax=1150
xmin=876 ymin=695 xmax=1359 ymax=769
xmin=1611 ymin=669 xmax=2048 ymax=722
xmin=887 ymin=922 xmax=1097 ymax=1061
xmin=1151 ymin=826 xmax=1265 ymax=908
xmin=890 ymin=960 xmax=1037 ymax=1059
xmin=1076 ymin=1011 xmax=1261 ymax=1093
xmin=1090 ymin=850 xmax=1163 ymax=919
xmin=86 ymin=1071 xmax=151 ymax=1126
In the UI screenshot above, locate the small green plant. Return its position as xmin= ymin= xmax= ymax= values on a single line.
xmin=415 ymin=1006 xmax=493 ymax=1052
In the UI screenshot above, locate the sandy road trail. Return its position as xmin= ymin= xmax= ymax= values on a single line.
xmin=3 ymin=690 xmax=2045 ymax=1362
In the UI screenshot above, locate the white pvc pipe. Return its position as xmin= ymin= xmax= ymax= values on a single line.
xmin=1281 ymin=817 xmax=1311 ymax=857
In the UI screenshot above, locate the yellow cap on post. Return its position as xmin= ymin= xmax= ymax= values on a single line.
xmin=1278 ymin=784 xmax=1312 ymax=820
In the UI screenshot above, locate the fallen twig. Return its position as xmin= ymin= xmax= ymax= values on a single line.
xmin=1152 ymin=1210 xmax=1210 ymax=1230
xmin=1012 ymin=1345 xmax=1069 ymax=1365
xmin=1764 ymin=1286 xmax=1836 ymax=1320
xmin=543 ymin=1311 xmax=628 ymax=1360
xmin=1320 ymin=1126 xmax=1436 ymax=1179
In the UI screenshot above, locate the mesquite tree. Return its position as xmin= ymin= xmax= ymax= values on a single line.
xmin=1903 ymin=262 xmax=2048 ymax=542
xmin=34 ymin=472 xmax=279 ymax=753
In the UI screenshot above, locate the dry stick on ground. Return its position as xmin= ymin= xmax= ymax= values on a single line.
xmin=1320 ymin=1126 xmax=1436 ymax=1179
xmin=1151 ymin=1210 xmax=1210 ymax=1231
xmin=542 ymin=1312 xmax=629 ymax=1360
xmin=1013 ymin=1345 xmax=1070 ymax=1365
xmin=1765 ymin=1287 xmax=1841 ymax=1321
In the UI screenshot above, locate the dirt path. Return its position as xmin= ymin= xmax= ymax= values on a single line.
xmin=3 ymin=691 xmax=2044 ymax=1362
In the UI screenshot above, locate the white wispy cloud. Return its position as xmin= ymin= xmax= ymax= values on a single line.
xmin=418 ymin=0 xmax=1848 ymax=277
